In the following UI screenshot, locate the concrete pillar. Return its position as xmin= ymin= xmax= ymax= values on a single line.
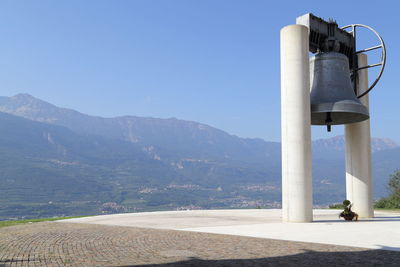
xmin=281 ymin=25 xmax=313 ymax=222
xmin=345 ymin=53 xmax=374 ymax=218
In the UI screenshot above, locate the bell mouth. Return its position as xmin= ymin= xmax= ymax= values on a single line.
xmin=311 ymin=102 xmax=370 ymax=125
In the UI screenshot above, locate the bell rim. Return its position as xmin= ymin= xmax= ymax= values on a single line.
xmin=311 ymin=113 xmax=370 ymax=125
xmin=311 ymin=102 xmax=370 ymax=125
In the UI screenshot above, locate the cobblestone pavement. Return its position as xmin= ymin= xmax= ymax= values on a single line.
xmin=0 ymin=222 xmax=399 ymax=266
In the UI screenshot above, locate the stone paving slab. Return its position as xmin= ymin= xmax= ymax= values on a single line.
xmin=1 ymin=222 xmax=400 ymax=266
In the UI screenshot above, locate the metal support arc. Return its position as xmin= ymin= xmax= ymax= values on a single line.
xmin=356 ymin=44 xmax=382 ymax=54
xmin=353 ymin=62 xmax=382 ymax=72
xmin=342 ymin=24 xmax=386 ymax=98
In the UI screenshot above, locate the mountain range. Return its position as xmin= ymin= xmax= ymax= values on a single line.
xmin=0 ymin=94 xmax=398 ymax=220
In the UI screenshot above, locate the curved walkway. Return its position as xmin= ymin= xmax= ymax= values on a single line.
xmin=1 ymin=222 xmax=400 ymax=266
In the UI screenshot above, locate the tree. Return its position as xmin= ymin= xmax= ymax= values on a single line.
xmin=375 ymin=170 xmax=400 ymax=209
xmin=388 ymin=170 xmax=400 ymax=197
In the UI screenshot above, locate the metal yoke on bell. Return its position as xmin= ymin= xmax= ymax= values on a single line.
xmin=310 ymin=52 xmax=369 ymax=126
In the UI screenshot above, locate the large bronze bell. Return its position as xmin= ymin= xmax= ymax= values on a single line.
xmin=310 ymin=52 xmax=369 ymax=130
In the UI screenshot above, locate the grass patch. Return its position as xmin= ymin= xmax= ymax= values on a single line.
xmin=0 ymin=215 xmax=89 ymax=228
xmin=328 ymin=203 xmax=344 ymax=209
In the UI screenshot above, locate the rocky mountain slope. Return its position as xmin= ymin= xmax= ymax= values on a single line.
xmin=0 ymin=94 xmax=398 ymax=219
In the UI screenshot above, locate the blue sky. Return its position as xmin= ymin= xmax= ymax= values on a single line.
xmin=0 ymin=1 xmax=398 ymax=142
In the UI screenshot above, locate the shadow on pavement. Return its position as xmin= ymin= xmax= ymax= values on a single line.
xmin=123 ymin=249 xmax=400 ymax=267
xmin=313 ymin=216 xmax=400 ymax=223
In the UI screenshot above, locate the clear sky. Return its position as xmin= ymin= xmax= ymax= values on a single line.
xmin=0 ymin=1 xmax=398 ymax=142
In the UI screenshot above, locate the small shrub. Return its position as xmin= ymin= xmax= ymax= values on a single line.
xmin=339 ymin=199 xmax=358 ymax=221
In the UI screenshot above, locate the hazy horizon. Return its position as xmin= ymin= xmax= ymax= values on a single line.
xmin=1 ymin=92 xmax=398 ymax=145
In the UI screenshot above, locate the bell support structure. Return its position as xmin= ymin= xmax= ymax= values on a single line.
xmin=280 ymin=13 xmax=384 ymax=222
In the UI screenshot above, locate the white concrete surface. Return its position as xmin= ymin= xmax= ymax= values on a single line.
xmin=62 ymin=209 xmax=281 ymax=229
xmin=280 ymin=24 xmax=313 ymax=222
xmin=345 ymin=54 xmax=374 ymax=218
xmin=61 ymin=209 xmax=400 ymax=251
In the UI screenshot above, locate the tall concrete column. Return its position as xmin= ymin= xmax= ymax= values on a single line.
xmin=281 ymin=25 xmax=313 ymax=222
xmin=345 ymin=53 xmax=374 ymax=218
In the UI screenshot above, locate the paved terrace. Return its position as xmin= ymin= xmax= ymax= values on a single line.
xmin=62 ymin=209 xmax=400 ymax=251
xmin=0 ymin=209 xmax=399 ymax=266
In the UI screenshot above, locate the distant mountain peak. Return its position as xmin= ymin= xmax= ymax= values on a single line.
xmin=8 ymin=93 xmax=55 ymax=108
xmin=0 ymin=94 xmax=62 ymax=124
xmin=10 ymin=93 xmax=48 ymax=105
xmin=313 ymin=135 xmax=398 ymax=153
xmin=371 ymin=137 xmax=398 ymax=152
xmin=12 ymin=93 xmax=35 ymax=99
